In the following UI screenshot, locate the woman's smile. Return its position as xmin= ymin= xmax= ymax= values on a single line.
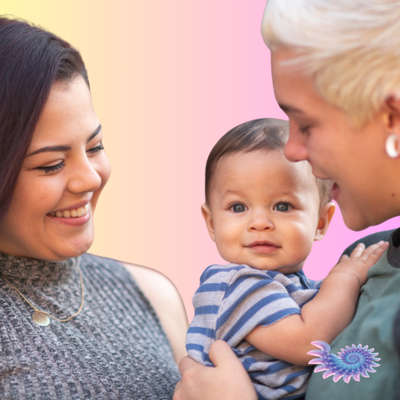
xmin=331 ymin=182 xmax=340 ymax=202
xmin=49 ymin=203 xmax=90 ymax=218
xmin=48 ymin=203 xmax=91 ymax=226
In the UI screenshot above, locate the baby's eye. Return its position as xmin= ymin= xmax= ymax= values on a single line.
xmin=274 ymin=203 xmax=291 ymax=212
xmin=231 ymin=203 xmax=247 ymax=213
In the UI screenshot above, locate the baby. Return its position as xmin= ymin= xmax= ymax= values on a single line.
xmin=186 ymin=118 xmax=387 ymax=399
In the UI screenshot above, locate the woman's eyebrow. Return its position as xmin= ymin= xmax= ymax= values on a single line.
xmin=86 ymin=124 xmax=102 ymax=143
xmin=25 ymin=124 xmax=102 ymax=157
xmin=278 ymin=103 xmax=304 ymax=114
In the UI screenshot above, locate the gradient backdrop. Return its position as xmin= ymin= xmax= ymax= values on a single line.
xmin=2 ymin=1 xmax=400 ymax=320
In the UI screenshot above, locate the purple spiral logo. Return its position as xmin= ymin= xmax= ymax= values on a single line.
xmin=308 ymin=340 xmax=380 ymax=383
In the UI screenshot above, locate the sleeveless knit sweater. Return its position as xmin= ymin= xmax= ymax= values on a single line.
xmin=0 ymin=252 xmax=180 ymax=399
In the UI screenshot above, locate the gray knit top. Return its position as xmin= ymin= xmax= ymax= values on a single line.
xmin=0 ymin=252 xmax=180 ymax=399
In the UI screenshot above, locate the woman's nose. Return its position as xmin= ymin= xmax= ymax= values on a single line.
xmin=284 ymin=122 xmax=308 ymax=162
xmin=67 ymin=158 xmax=102 ymax=194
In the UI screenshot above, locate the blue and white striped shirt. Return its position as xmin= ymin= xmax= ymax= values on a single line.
xmin=186 ymin=264 xmax=321 ymax=400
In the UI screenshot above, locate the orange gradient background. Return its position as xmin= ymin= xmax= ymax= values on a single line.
xmin=2 ymin=1 xmax=400 ymax=320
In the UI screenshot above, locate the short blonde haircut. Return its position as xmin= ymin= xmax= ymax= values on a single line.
xmin=262 ymin=0 xmax=400 ymax=127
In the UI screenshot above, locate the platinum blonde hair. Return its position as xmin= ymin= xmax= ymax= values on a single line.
xmin=262 ymin=0 xmax=400 ymax=126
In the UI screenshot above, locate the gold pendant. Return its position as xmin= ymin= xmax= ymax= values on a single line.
xmin=32 ymin=311 xmax=50 ymax=326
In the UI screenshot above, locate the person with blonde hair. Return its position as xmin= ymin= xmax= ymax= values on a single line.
xmin=174 ymin=1 xmax=400 ymax=399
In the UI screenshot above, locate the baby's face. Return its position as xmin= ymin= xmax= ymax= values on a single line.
xmin=203 ymin=149 xmax=322 ymax=273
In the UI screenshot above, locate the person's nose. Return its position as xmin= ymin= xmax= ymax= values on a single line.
xmin=248 ymin=208 xmax=274 ymax=231
xmin=67 ymin=156 xmax=102 ymax=194
xmin=284 ymin=120 xmax=309 ymax=162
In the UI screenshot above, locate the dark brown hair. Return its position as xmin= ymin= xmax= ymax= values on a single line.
xmin=0 ymin=16 xmax=89 ymax=225
xmin=205 ymin=118 xmax=332 ymax=207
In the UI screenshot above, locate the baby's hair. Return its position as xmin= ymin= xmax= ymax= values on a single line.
xmin=205 ymin=118 xmax=332 ymax=207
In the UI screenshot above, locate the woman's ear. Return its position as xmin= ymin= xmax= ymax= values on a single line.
xmin=383 ymin=97 xmax=400 ymax=158
xmin=383 ymin=97 xmax=400 ymax=132
xmin=201 ymin=203 xmax=216 ymax=242
xmin=314 ymin=202 xmax=335 ymax=241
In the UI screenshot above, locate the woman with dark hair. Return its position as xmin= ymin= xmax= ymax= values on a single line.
xmin=0 ymin=16 xmax=187 ymax=399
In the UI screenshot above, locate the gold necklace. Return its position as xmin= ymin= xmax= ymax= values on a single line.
xmin=2 ymin=266 xmax=84 ymax=326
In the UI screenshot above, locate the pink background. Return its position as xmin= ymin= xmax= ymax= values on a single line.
xmin=2 ymin=1 xmax=400 ymax=320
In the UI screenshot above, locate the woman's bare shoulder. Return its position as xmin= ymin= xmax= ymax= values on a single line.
xmin=122 ymin=262 xmax=188 ymax=364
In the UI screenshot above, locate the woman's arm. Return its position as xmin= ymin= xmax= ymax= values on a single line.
xmin=246 ymin=241 xmax=388 ymax=365
xmin=123 ymin=262 xmax=188 ymax=364
xmin=174 ymin=340 xmax=257 ymax=400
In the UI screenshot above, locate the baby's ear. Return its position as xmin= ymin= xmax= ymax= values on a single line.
xmin=314 ymin=202 xmax=335 ymax=241
xmin=201 ymin=203 xmax=216 ymax=242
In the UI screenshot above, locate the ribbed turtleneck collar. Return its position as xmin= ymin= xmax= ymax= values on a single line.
xmin=0 ymin=252 xmax=79 ymax=283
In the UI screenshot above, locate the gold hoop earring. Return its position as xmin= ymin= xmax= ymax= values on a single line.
xmin=386 ymin=134 xmax=400 ymax=158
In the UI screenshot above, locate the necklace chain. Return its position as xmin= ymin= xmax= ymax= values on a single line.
xmin=2 ymin=265 xmax=84 ymax=324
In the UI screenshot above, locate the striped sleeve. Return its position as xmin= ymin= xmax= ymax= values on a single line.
xmin=186 ymin=265 xmax=304 ymax=364
xmin=215 ymin=268 xmax=301 ymax=348
xmin=186 ymin=264 xmax=243 ymax=365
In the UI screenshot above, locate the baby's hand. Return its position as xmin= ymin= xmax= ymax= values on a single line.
xmin=331 ymin=241 xmax=388 ymax=287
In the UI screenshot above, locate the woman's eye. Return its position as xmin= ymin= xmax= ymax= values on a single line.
xmin=36 ymin=162 xmax=64 ymax=173
xmin=88 ymin=142 xmax=104 ymax=154
xmin=275 ymin=203 xmax=290 ymax=212
xmin=231 ymin=204 xmax=247 ymax=213
xmin=298 ymin=125 xmax=310 ymax=134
